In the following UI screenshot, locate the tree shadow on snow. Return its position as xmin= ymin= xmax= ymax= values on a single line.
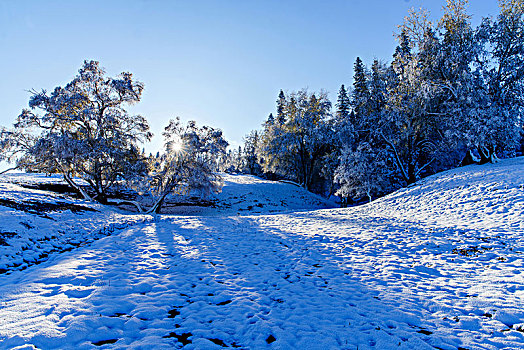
xmin=151 ymin=215 xmax=465 ymax=350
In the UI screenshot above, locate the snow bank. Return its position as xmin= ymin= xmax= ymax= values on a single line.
xmin=0 ymin=177 xmax=151 ymax=275
xmin=363 ymin=157 xmax=524 ymax=232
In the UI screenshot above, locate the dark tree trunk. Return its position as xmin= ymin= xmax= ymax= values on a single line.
xmin=460 ymin=150 xmax=478 ymax=166
xmin=477 ymin=145 xmax=495 ymax=165
xmin=407 ymin=162 xmax=417 ymax=185
xmin=95 ymin=193 xmax=108 ymax=205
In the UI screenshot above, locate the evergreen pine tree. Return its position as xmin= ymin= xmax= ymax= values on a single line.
xmin=267 ymin=113 xmax=275 ymax=125
xmin=351 ymin=57 xmax=369 ymax=126
xmin=369 ymin=59 xmax=387 ymax=116
xmin=243 ymin=130 xmax=262 ymax=175
xmin=276 ymin=90 xmax=286 ymax=125
xmin=392 ymin=29 xmax=412 ymax=77
xmin=336 ymin=84 xmax=350 ymax=120
xmin=263 ymin=113 xmax=275 ymax=134
xmin=334 ymin=84 xmax=354 ymax=149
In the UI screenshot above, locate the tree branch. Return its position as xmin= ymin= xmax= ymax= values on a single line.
xmin=106 ymin=198 xmax=145 ymax=213
xmin=379 ymin=132 xmax=409 ymax=183
xmin=0 ymin=165 xmax=21 ymax=175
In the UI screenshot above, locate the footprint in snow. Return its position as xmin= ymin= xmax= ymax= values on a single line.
xmin=92 ymin=339 xmax=118 ymax=346
xmin=63 ymin=288 xmax=94 ymax=298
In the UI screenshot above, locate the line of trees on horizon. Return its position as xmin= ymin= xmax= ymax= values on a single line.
xmin=224 ymin=0 xmax=524 ymax=204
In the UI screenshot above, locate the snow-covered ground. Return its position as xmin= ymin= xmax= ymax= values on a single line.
xmin=0 ymin=173 xmax=333 ymax=276
xmin=0 ymin=176 xmax=150 ymax=275
xmin=0 ymin=159 xmax=523 ymax=349
xmin=161 ymin=174 xmax=336 ymax=215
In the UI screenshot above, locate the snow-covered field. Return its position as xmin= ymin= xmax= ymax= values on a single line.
xmin=0 ymin=159 xmax=523 ymax=349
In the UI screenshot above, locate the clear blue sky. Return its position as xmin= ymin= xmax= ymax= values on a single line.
xmin=0 ymin=0 xmax=500 ymax=153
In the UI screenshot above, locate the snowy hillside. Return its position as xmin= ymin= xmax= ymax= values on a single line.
xmin=0 ymin=159 xmax=523 ymax=349
xmin=0 ymin=177 xmax=150 ymax=275
xmin=362 ymin=156 xmax=524 ymax=232
xmin=161 ymin=173 xmax=336 ymax=215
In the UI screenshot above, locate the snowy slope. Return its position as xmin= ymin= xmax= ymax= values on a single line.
xmin=0 ymin=159 xmax=523 ymax=349
xmin=0 ymin=176 xmax=150 ymax=275
xmin=363 ymin=156 xmax=524 ymax=232
xmin=157 ymin=173 xmax=336 ymax=215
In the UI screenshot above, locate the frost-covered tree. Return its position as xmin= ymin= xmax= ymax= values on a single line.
xmin=471 ymin=0 xmax=524 ymax=162
xmin=260 ymin=89 xmax=333 ymax=191
xmin=320 ymin=145 xmax=341 ymax=199
xmin=334 ymin=84 xmax=354 ymax=142
xmin=406 ymin=0 xmax=524 ymax=165
xmin=351 ymin=57 xmax=370 ymax=126
xmin=276 ymin=90 xmax=287 ymax=125
xmin=369 ymin=60 xmax=389 ymax=116
xmin=242 ymin=130 xmax=262 ymax=175
xmin=383 ymin=26 xmax=444 ymax=184
xmin=143 ymin=118 xmax=228 ymax=213
xmin=232 ymin=146 xmax=244 ymax=172
xmin=336 ymin=84 xmax=350 ymax=121
xmin=324 ymin=84 xmax=353 ymax=197
xmin=335 ymin=142 xmax=392 ymax=204
xmin=258 ymin=1 xmax=524 ymax=204
xmin=266 ymin=113 xmax=275 ymax=127
xmin=337 ymin=9 xmax=452 ymax=196
xmin=0 ymin=60 xmax=151 ymax=203
xmin=421 ymin=0 xmax=483 ymax=167
xmin=335 ymin=59 xmax=395 ymax=201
